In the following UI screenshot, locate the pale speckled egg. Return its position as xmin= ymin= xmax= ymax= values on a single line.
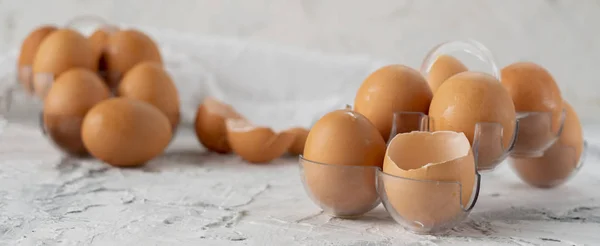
xmin=354 ymin=65 xmax=433 ymax=141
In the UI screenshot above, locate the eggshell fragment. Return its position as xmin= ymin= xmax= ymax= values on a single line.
xmin=427 ymin=55 xmax=468 ymax=94
xmin=226 ymin=119 xmax=295 ymax=163
xmin=429 ymin=71 xmax=516 ymax=169
xmin=501 ymin=62 xmax=563 ymax=133
xmin=117 ymin=61 xmax=180 ymax=128
xmin=301 ymin=109 xmax=385 ymax=216
xmin=104 ymin=29 xmax=162 ymax=87
xmin=32 ymin=29 xmax=97 ymax=98
xmin=17 ymin=25 xmax=57 ymax=93
xmin=43 ymin=69 xmax=111 ymax=156
xmin=511 ymin=102 xmax=584 ymax=188
xmin=194 ymin=97 xmax=244 ymax=153
xmin=354 ymin=65 xmax=433 ymax=141
xmin=82 ymin=98 xmax=172 ymax=167
xmin=286 ymin=127 xmax=309 ymax=155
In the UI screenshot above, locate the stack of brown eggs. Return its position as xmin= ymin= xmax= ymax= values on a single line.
xmin=18 ymin=24 xmax=179 ymax=168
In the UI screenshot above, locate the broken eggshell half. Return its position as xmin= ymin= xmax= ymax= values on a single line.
xmin=194 ymin=97 xmax=245 ymax=154
xmin=379 ymin=131 xmax=480 ymax=234
xmin=226 ymin=118 xmax=295 ymax=164
xmin=285 ymin=127 xmax=309 ymax=155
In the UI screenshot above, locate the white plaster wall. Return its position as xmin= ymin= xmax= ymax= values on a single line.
xmin=0 ymin=0 xmax=598 ymax=122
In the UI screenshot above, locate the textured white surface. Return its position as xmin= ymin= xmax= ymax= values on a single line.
xmin=0 ymin=28 xmax=599 ymax=245
xmin=1 ymin=0 xmax=600 ymax=122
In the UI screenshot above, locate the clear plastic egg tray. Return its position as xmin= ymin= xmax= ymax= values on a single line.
xmin=0 ymin=15 xmax=588 ymax=235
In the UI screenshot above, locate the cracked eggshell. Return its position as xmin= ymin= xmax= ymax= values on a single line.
xmin=427 ymin=55 xmax=468 ymax=94
xmin=429 ymin=71 xmax=516 ymax=150
xmin=285 ymin=127 xmax=309 ymax=155
xmin=194 ymin=97 xmax=245 ymax=154
xmin=17 ymin=25 xmax=57 ymax=93
xmin=501 ymin=62 xmax=563 ymax=134
xmin=383 ymin=131 xmax=475 ymax=226
xmin=226 ymin=119 xmax=295 ymax=164
xmin=512 ymin=102 xmax=584 ymax=188
xmin=301 ymin=109 xmax=385 ymax=215
xmin=104 ymin=29 xmax=162 ymax=88
xmin=43 ymin=68 xmax=111 ymax=156
xmin=354 ymin=65 xmax=433 ymax=141
xmin=117 ymin=61 xmax=180 ymax=129
xmin=32 ymin=29 xmax=97 ymax=98
xmin=82 ymin=98 xmax=172 ymax=167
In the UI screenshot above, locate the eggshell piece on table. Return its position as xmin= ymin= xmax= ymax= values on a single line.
xmin=511 ymin=102 xmax=584 ymax=188
xmin=104 ymin=29 xmax=162 ymax=88
xmin=226 ymin=119 xmax=295 ymax=163
xmin=117 ymin=61 xmax=180 ymax=129
xmin=82 ymin=98 xmax=172 ymax=167
xmin=194 ymin=97 xmax=245 ymax=154
xmin=17 ymin=25 xmax=57 ymax=93
xmin=285 ymin=127 xmax=309 ymax=155
xmin=429 ymin=71 xmax=516 ymax=169
xmin=32 ymin=29 xmax=97 ymax=98
xmin=354 ymin=65 xmax=433 ymax=141
xmin=301 ymin=109 xmax=386 ymax=217
xmin=43 ymin=68 xmax=111 ymax=156
xmin=501 ymin=62 xmax=564 ymax=156
xmin=426 ymin=55 xmax=468 ymax=94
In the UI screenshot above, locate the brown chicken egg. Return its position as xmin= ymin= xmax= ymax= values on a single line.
xmin=88 ymin=25 xmax=119 ymax=79
xmin=226 ymin=118 xmax=295 ymax=163
xmin=301 ymin=109 xmax=386 ymax=216
xmin=426 ymin=55 xmax=468 ymax=94
xmin=429 ymin=71 xmax=516 ymax=169
xmin=17 ymin=25 xmax=57 ymax=93
xmin=194 ymin=97 xmax=245 ymax=154
xmin=501 ymin=62 xmax=564 ymax=156
xmin=511 ymin=102 xmax=584 ymax=188
xmin=104 ymin=29 xmax=162 ymax=87
xmin=43 ymin=68 xmax=111 ymax=156
xmin=382 ymin=131 xmax=475 ymax=227
xmin=82 ymin=98 xmax=172 ymax=167
xmin=286 ymin=127 xmax=309 ymax=155
xmin=32 ymin=28 xmax=97 ymax=98
xmin=354 ymin=65 xmax=433 ymax=141
xmin=117 ymin=61 xmax=180 ymax=129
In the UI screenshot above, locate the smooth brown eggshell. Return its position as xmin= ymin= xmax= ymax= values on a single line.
xmin=82 ymin=98 xmax=172 ymax=167
xmin=226 ymin=119 xmax=295 ymax=164
xmin=43 ymin=68 xmax=111 ymax=156
xmin=117 ymin=61 xmax=180 ymax=128
xmin=32 ymin=29 xmax=97 ymax=98
xmin=286 ymin=127 xmax=309 ymax=155
xmin=17 ymin=25 xmax=57 ymax=93
xmin=354 ymin=65 xmax=433 ymax=141
xmin=88 ymin=26 xmax=119 ymax=79
xmin=427 ymin=55 xmax=468 ymax=94
xmin=302 ymin=109 xmax=386 ymax=216
xmin=194 ymin=97 xmax=245 ymax=153
xmin=429 ymin=71 xmax=516 ymax=169
xmin=511 ymin=102 xmax=584 ymax=188
xmin=501 ymin=62 xmax=563 ymax=134
xmin=104 ymin=29 xmax=162 ymax=87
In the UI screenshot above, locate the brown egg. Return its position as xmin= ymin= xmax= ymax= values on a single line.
xmin=43 ymin=68 xmax=111 ymax=156
xmin=511 ymin=102 xmax=584 ymax=188
xmin=194 ymin=97 xmax=245 ymax=154
xmin=17 ymin=25 xmax=57 ymax=93
xmin=226 ymin=119 xmax=295 ymax=163
xmin=301 ymin=109 xmax=386 ymax=217
xmin=426 ymin=55 xmax=468 ymax=94
xmin=82 ymin=98 xmax=172 ymax=167
xmin=429 ymin=71 xmax=516 ymax=170
xmin=117 ymin=61 xmax=180 ymax=128
xmin=88 ymin=26 xmax=119 ymax=79
xmin=354 ymin=65 xmax=433 ymax=141
xmin=104 ymin=29 xmax=162 ymax=87
xmin=501 ymin=62 xmax=564 ymax=156
xmin=286 ymin=127 xmax=309 ymax=155
xmin=32 ymin=29 xmax=97 ymax=98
